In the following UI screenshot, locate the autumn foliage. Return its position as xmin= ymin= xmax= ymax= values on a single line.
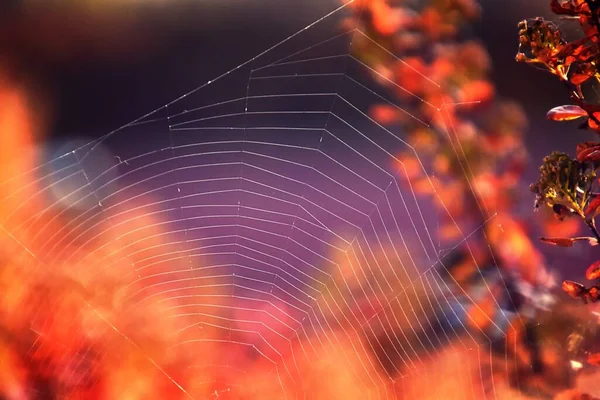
xmin=520 ymin=1 xmax=600 ymax=307
xmin=4 ymin=0 xmax=600 ymax=399
xmin=346 ymin=0 xmax=600 ymax=398
xmin=349 ymin=0 xmax=553 ymax=288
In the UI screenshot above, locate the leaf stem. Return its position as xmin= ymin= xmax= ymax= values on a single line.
xmin=586 ymin=218 xmax=600 ymax=242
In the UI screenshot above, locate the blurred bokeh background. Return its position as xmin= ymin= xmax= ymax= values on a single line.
xmin=0 ymin=0 xmax=594 ymax=279
xmin=1 ymin=0 xmax=599 ymax=398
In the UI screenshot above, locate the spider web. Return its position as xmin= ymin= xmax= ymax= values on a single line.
xmin=0 ymin=1 xmax=538 ymax=399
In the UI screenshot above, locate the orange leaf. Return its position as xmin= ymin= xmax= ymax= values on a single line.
xmin=371 ymin=104 xmax=398 ymax=125
xmin=588 ymin=352 xmax=600 ymax=366
xmin=371 ymin=1 xmax=414 ymax=36
xmin=413 ymin=176 xmax=435 ymax=195
xmin=541 ymin=210 xmax=581 ymax=237
xmin=546 ymin=105 xmax=588 ymax=121
xmin=458 ymin=80 xmax=495 ymax=104
xmin=570 ymin=70 xmax=593 ymax=86
xmin=587 ymin=260 xmax=600 ymax=280
xmin=563 ymin=280 xmax=586 ymax=299
xmin=397 ymin=154 xmax=422 ymax=181
xmin=433 ymin=154 xmax=450 ymax=174
xmin=439 ymin=223 xmax=462 ymax=241
xmin=395 ymin=57 xmax=429 ymax=96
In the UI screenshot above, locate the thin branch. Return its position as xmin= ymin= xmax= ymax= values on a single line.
xmin=586 ymin=219 xmax=600 ymax=242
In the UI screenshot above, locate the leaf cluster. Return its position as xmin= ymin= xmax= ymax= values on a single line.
xmin=517 ymin=1 xmax=600 ymax=100
xmin=521 ymin=0 xmax=600 ymax=305
xmin=531 ymin=151 xmax=598 ymax=220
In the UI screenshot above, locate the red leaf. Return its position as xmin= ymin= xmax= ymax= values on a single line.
xmin=587 ymin=260 xmax=600 ymax=280
xmin=546 ymin=105 xmax=588 ymax=121
xmin=577 ymin=104 xmax=600 ymax=132
xmin=540 ymin=237 xmax=576 ymax=247
xmin=577 ymin=141 xmax=600 ymax=162
xmin=585 ymin=196 xmax=600 ymax=217
xmin=371 ymin=104 xmax=398 ymax=125
xmin=551 ymin=0 xmax=590 ymax=15
xmin=570 ymin=70 xmax=593 ymax=86
xmin=588 ymin=113 xmax=600 ymax=131
xmin=588 ymin=352 xmax=600 ymax=366
xmin=540 ymin=236 xmax=598 ymax=247
xmin=554 ymin=37 xmax=594 ymax=66
xmin=563 ymin=280 xmax=586 ymax=299
xmin=581 ymin=15 xmax=600 ymax=41
xmin=571 ymin=62 xmax=596 ymax=88
xmin=458 ymin=80 xmax=495 ymax=104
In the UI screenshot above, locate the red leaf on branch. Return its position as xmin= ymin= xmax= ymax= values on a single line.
xmin=589 ymin=117 xmax=600 ymax=131
xmin=581 ymin=14 xmax=600 ymax=42
xmin=586 ymin=260 xmax=600 ymax=280
xmin=584 ymin=196 xmax=600 ymax=217
xmin=553 ymin=37 xmax=595 ymax=66
xmin=570 ymin=69 xmax=594 ymax=86
xmin=563 ymin=280 xmax=586 ymax=299
xmin=578 ymin=104 xmax=600 ymax=131
xmin=576 ymin=141 xmax=600 ymax=161
xmin=550 ymin=0 xmax=590 ymax=15
xmin=546 ymin=105 xmax=588 ymax=121
xmin=588 ymin=352 xmax=600 ymax=366
xmin=540 ymin=236 xmax=598 ymax=247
